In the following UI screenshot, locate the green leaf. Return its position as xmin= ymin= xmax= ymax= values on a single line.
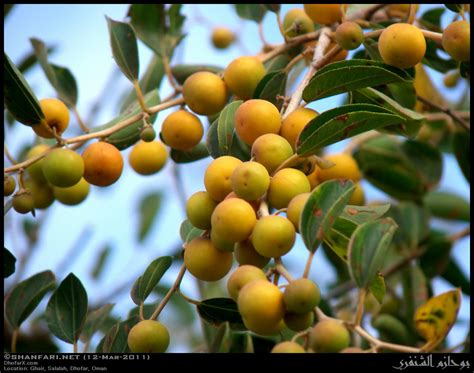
xmin=296 ymin=104 xmax=405 ymax=157
xmin=264 ymin=54 xmax=290 ymax=73
xmin=179 ymin=219 xmax=204 ymax=243
xmin=302 ymin=59 xmax=413 ymax=102
xmin=45 ymin=273 xmax=88 ymax=344
xmin=264 ymin=4 xmax=281 ymax=13
xmin=401 ymin=264 xmax=428 ymax=321
xmin=372 ymin=314 xmax=412 ymax=345
xmin=423 ymin=191 xmax=470 ymax=222
xmin=419 ymin=231 xmax=453 ymax=278
xmin=348 ymin=218 xmax=398 ymax=289
xmin=4 ymin=4 xmax=14 ymax=18
xmin=79 ymin=304 xmax=115 ymax=343
xmin=209 ymin=322 xmax=232 ymax=353
xmin=459 ymin=61 xmax=469 ymax=80
xmin=197 ymin=298 xmax=245 ymax=329
xmin=234 ymin=4 xmax=267 ymax=23
xmin=338 ymin=203 xmax=391 ymax=225
xmin=91 ymin=245 xmax=112 ymax=280
xmin=4 ymin=52 xmax=44 ymax=126
xmin=441 ymin=259 xmax=470 ymax=295
xmin=138 ymin=191 xmax=162 ymax=243
xmin=418 ymin=7 xmax=445 ymax=32
xmin=170 ymin=64 xmax=222 ymax=85
xmin=4 ymin=247 xmax=16 ymax=278
xmin=369 ymin=273 xmax=386 ymax=304
xmin=5 ymin=271 xmax=56 ymax=329
xmin=17 ymin=45 xmax=57 ymax=74
xmin=423 ymin=39 xmax=458 ymax=73
xmin=452 ymin=130 xmax=470 ymax=183
xmin=30 ymin=38 xmax=78 ymax=106
xmin=130 ymin=256 xmax=172 ymax=305
xmin=170 ymin=143 xmax=209 ymax=163
xmin=300 ymin=179 xmax=355 ymax=253
xmin=444 ymin=4 xmax=463 ymax=13
xmin=253 ymin=70 xmax=287 ymax=110
xmin=102 ymin=316 xmax=139 ymax=353
xmin=106 ymin=16 xmax=139 ymax=82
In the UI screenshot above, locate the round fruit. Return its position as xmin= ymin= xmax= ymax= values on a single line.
xmin=386 ymin=4 xmax=420 ymax=18
xmin=307 ymin=164 xmax=320 ymax=190
xmin=4 ymin=174 xmax=16 ymax=196
xmin=443 ymin=70 xmax=460 ymax=88
xmin=284 ymin=311 xmax=314 ymax=332
xmin=303 ymin=4 xmax=343 ymax=25
xmin=237 ymin=279 xmax=285 ymax=336
xmin=283 ymin=8 xmax=315 ymax=37
xmin=12 ymin=191 xmax=34 ymax=214
xmin=231 ymin=161 xmax=270 ymax=201
xmin=224 ymin=191 xmax=260 ymax=213
xmin=204 ymin=156 xmax=242 ymax=201
xmin=271 ymin=341 xmax=306 ymax=353
xmin=25 ymin=179 xmax=54 ymax=209
xmin=26 ymin=144 xmax=50 ymax=183
xmin=82 ymin=142 xmax=123 ymax=187
xmin=210 ymin=228 xmax=236 ymax=252
xmin=335 ymin=21 xmax=364 ymax=50
xmin=251 ymin=215 xmax=296 ymax=258
xmin=378 ymin=23 xmax=426 ymax=69
xmin=161 ymin=110 xmax=203 ymax=150
xmin=227 ymin=265 xmax=267 ymax=301
xmin=234 ymin=239 xmax=270 ymax=268
xmin=235 ymin=99 xmax=281 ymax=146
xmin=280 ymin=108 xmax=318 ymax=151
xmin=442 ymin=20 xmax=470 ymax=62
xmin=53 ymin=178 xmax=90 ymax=206
xmin=212 ymin=27 xmax=235 ymax=49
xmin=223 ymin=57 xmax=266 ymax=100
xmin=267 ymin=168 xmax=311 ymax=209
xmin=348 ymin=182 xmax=365 ymax=205
xmin=186 ymin=191 xmax=218 ymax=230
xmin=129 ymin=140 xmax=168 ymax=175
xmin=286 ymin=192 xmax=311 ymax=232
xmin=251 ymin=134 xmax=294 ymax=174
xmin=284 ymin=278 xmax=321 ymax=314
xmin=127 ymin=320 xmax=170 ymax=353
xmin=184 ymin=237 xmax=233 ymax=281
xmin=309 ymin=319 xmax=351 ymax=353
xmin=42 ymin=148 xmax=84 ymax=188
xmin=140 ymin=126 xmax=156 ymax=142
xmin=317 ymin=153 xmax=361 ymax=182
xmin=33 ymin=98 xmax=70 ymax=138
xmin=211 ymin=198 xmax=257 ymax=243
xmin=182 ymin=71 xmax=228 ymax=116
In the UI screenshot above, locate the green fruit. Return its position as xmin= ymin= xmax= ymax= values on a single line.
xmin=25 ymin=179 xmax=55 ymax=209
xmin=53 ymin=178 xmax=90 ymax=206
xmin=284 ymin=311 xmax=314 ymax=332
xmin=42 ymin=148 xmax=84 ymax=187
xmin=283 ymin=8 xmax=315 ymax=37
xmin=234 ymin=239 xmax=270 ymax=268
xmin=335 ymin=21 xmax=364 ymax=50
xmin=309 ymin=319 xmax=351 ymax=352
xmin=186 ymin=191 xmax=218 ymax=230
xmin=4 ymin=174 xmax=16 ymax=196
xmin=227 ymin=265 xmax=267 ymax=301
xmin=140 ymin=126 xmax=156 ymax=142
xmin=271 ymin=341 xmax=306 ymax=353
xmin=231 ymin=161 xmax=270 ymax=201
xmin=210 ymin=228 xmax=236 ymax=252
xmin=267 ymin=168 xmax=311 ymax=209
xmin=127 ymin=320 xmax=170 ymax=353
xmin=12 ymin=191 xmax=34 ymax=214
xmin=251 ymin=215 xmax=296 ymax=258
xmin=251 ymin=134 xmax=294 ymax=174
xmin=25 ymin=144 xmax=50 ymax=183
xmin=284 ymin=278 xmax=321 ymax=314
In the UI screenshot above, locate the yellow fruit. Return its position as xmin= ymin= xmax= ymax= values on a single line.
xmin=251 ymin=134 xmax=294 ymax=174
xmin=129 ymin=140 xmax=168 ymax=175
xmin=53 ymin=178 xmax=90 ymax=206
xmin=335 ymin=21 xmax=364 ymax=50
xmin=309 ymin=319 xmax=351 ymax=352
xmin=224 ymin=57 xmax=266 ymax=100
xmin=348 ymin=182 xmax=365 ymax=205
xmin=267 ymin=168 xmax=311 ymax=209
xmin=33 ymin=98 xmax=70 ymax=138
xmin=283 ymin=8 xmax=315 ymax=37
xmin=210 ymin=228 xmax=236 ymax=252
xmin=127 ymin=320 xmax=170 ymax=353
xmin=161 ymin=110 xmax=203 ymax=150
xmin=307 ymin=164 xmax=320 ymax=190
xmin=386 ymin=4 xmax=420 ymax=18
xmin=186 ymin=191 xmax=218 ymax=230
xmin=26 ymin=144 xmax=50 ymax=183
xmin=234 ymin=239 xmax=270 ymax=269
xmin=182 ymin=71 xmax=228 ymax=116
xmin=280 ymin=108 xmax=318 ymax=151
xmin=211 ymin=198 xmax=257 ymax=243
xmin=284 ymin=311 xmax=314 ymax=332
xmin=212 ymin=27 xmax=235 ymax=49
xmin=286 ymin=192 xmax=311 ymax=232
xmin=442 ymin=20 xmax=470 ymax=62
xmin=204 ymin=156 xmax=242 ymax=201
xmin=317 ymin=153 xmax=361 ymax=182
xmin=251 ymin=215 xmax=296 ymax=258
xmin=82 ymin=142 xmax=123 ymax=187
xmin=271 ymin=341 xmax=306 ymax=353
xmin=303 ymin=4 xmax=344 ymax=25
xmin=227 ymin=265 xmax=267 ymax=301
xmin=42 ymin=148 xmax=84 ymax=188
xmin=231 ymin=161 xmax=270 ymax=201
xmin=284 ymin=278 xmax=321 ymax=313
xmin=443 ymin=70 xmax=460 ymax=88
xmin=224 ymin=191 xmax=261 ymax=213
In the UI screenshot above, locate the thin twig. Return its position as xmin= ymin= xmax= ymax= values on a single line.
xmin=448 ymin=226 xmax=470 ymax=243
xmin=72 ymin=105 xmax=90 ymax=133
xmin=353 ymin=289 xmax=366 ymax=326
xmin=162 ymin=56 xmax=183 ymax=92
xmin=4 ymin=144 xmax=18 ymax=165
xmin=352 ymin=325 xmax=421 ymax=352
xmin=275 ymin=258 xmax=294 ymax=282
xmin=417 ymin=96 xmax=470 ymax=131
xmin=302 ymin=251 xmax=314 ymax=279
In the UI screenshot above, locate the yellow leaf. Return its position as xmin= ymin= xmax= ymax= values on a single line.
xmin=414 ymin=288 xmax=462 ymax=349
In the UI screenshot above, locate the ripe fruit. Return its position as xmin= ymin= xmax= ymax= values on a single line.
xmin=224 ymin=191 xmax=260 ymax=213
xmin=251 ymin=215 xmax=296 ymax=258
xmin=442 ymin=20 xmax=470 ymax=62
xmin=287 ymin=192 xmax=310 ymax=232
xmin=33 ymin=98 xmax=70 ymax=138
xmin=284 ymin=278 xmax=321 ymax=313
xmin=211 ymin=198 xmax=257 ymax=243
xmin=271 ymin=341 xmax=306 ymax=353
xmin=204 ymin=156 xmax=242 ymax=201
xmin=231 ymin=161 xmax=270 ymax=201
xmin=237 ymin=279 xmax=285 ymax=336
xmin=127 ymin=320 xmax=170 ymax=353
xmin=82 ymin=142 xmax=123 ymax=187
xmin=348 ymin=182 xmax=365 ymax=205
xmin=25 ymin=179 xmax=54 ymax=209
xmin=186 ymin=191 xmax=218 ymax=230
xmin=335 ymin=21 xmax=364 ymax=50
xmin=303 ymin=4 xmax=343 ymax=25
xmin=317 ymin=153 xmax=361 ymax=182
xmin=4 ymin=174 xmax=16 ymax=196
xmin=267 ymin=168 xmax=311 ymax=209
xmin=235 ymin=99 xmax=281 ymax=146
xmin=182 ymin=71 xmax=228 ymax=116
xmin=212 ymin=27 xmax=235 ymax=49
xmin=309 ymin=319 xmax=351 ymax=352
xmin=307 ymin=164 xmax=320 ymax=190
xmin=53 ymin=178 xmax=90 ymax=206
xmin=161 ymin=110 xmax=203 ymax=150
xmin=378 ymin=23 xmax=426 ymax=69
xmin=184 ymin=237 xmax=233 ymax=281
xmin=223 ymin=57 xmax=266 ymax=100
xmin=26 ymin=144 xmax=50 ymax=183
xmin=284 ymin=311 xmax=314 ymax=332
xmin=443 ymin=70 xmax=460 ymax=88
xmin=386 ymin=4 xmax=420 ymax=18
xmin=42 ymin=148 xmax=84 ymax=188
xmin=283 ymin=8 xmax=315 ymax=37
xmin=12 ymin=191 xmax=34 ymax=214
xmin=129 ymin=140 xmax=168 ymax=175
xmin=251 ymin=134 xmax=294 ymax=174
xmin=140 ymin=126 xmax=156 ymax=142
xmin=227 ymin=265 xmax=267 ymax=301
xmin=210 ymin=228 xmax=235 ymax=252
xmin=234 ymin=239 xmax=270 ymax=268
xmin=280 ymin=108 xmax=318 ymax=150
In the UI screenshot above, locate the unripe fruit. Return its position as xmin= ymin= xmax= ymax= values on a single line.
xmin=284 ymin=311 xmax=314 ymax=332
xmin=12 ymin=191 xmax=34 ymax=214
xmin=317 ymin=153 xmax=361 ymax=182
xmin=140 ymin=126 xmax=156 ymax=142
xmin=129 ymin=140 xmax=168 ymax=175
xmin=442 ymin=20 xmax=470 ymax=62
xmin=53 ymin=178 xmax=90 ymax=206
xmin=280 ymin=108 xmax=318 ymax=150
xmin=211 ymin=198 xmax=257 ymax=243
xmin=127 ymin=320 xmax=170 ymax=353
xmin=82 ymin=142 xmax=123 ymax=187
xmin=237 ymin=279 xmax=285 ymax=336
xmin=161 ymin=110 xmax=203 ymax=150
xmin=204 ymin=156 xmax=242 ymax=201
xmin=251 ymin=134 xmax=294 ymax=174
xmin=42 ymin=148 xmax=84 ymax=188
xmin=348 ymin=182 xmax=365 ymax=205
xmin=335 ymin=21 xmax=364 ymax=50
xmin=26 ymin=144 xmax=50 ymax=183
xmin=186 ymin=191 xmax=218 ymax=230
xmin=303 ymin=4 xmax=343 ymax=25
xmin=284 ymin=278 xmax=321 ymax=314
xmin=25 ymin=179 xmax=54 ymax=209
xmin=271 ymin=341 xmax=306 ymax=353
xmin=227 ymin=265 xmax=267 ymax=301
xmin=234 ymin=239 xmax=270 ymax=268
xmin=182 ymin=72 xmax=228 ymax=116
xmin=235 ymin=99 xmax=281 ymax=146
xmin=33 ymin=98 xmax=70 ymax=138
xmin=184 ymin=237 xmax=233 ymax=281
xmin=231 ymin=161 xmax=270 ymax=201
xmin=210 ymin=228 xmax=235 ymax=252
xmin=378 ymin=23 xmax=426 ymax=69
xmin=224 ymin=57 xmax=266 ymax=100
xmin=307 ymin=165 xmax=320 ymax=190
xmin=251 ymin=215 xmax=296 ymax=258
xmin=309 ymin=319 xmax=351 ymax=352
xmin=4 ymin=174 xmax=16 ymax=196
xmin=267 ymin=168 xmax=311 ymax=209
xmin=212 ymin=27 xmax=235 ymax=49
xmin=283 ymin=9 xmax=315 ymax=37
xmin=287 ymin=192 xmax=310 ymax=232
